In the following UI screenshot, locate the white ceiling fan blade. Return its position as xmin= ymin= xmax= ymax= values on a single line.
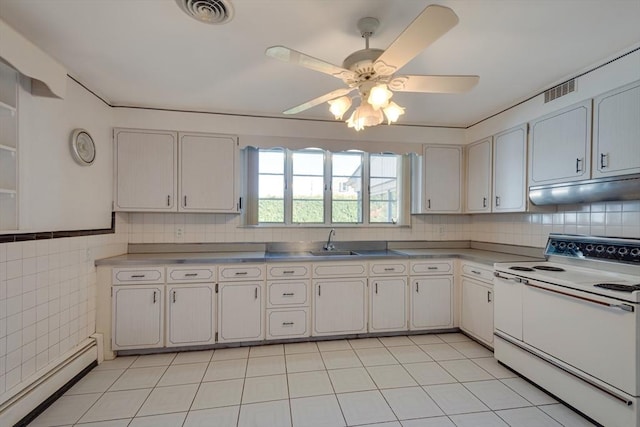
xmin=266 ymin=45 xmax=355 ymax=81
xmin=390 ymin=75 xmax=479 ymax=93
xmin=283 ymin=87 xmax=356 ymax=115
xmin=374 ymin=5 xmax=459 ymax=76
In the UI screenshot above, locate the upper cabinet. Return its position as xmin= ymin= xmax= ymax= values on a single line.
xmin=465 ymin=137 xmax=492 ymax=213
xmin=493 ymin=125 xmax=527 ymax=212
xmin=422 ymin=145 xmax=462 ymax=213
xmin=114 ymin=128 xmax=240 ymax=213
xmin=529 ymin=100 xmax=591 ymax=186
xmin=592 ymin=81 xmax=640 ymax=178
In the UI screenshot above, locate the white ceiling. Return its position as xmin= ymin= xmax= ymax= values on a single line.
xmin=1 ymin=0 xmax=639 ymax=127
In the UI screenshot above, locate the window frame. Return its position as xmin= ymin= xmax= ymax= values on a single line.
xmin=245 ymin=147 xmax=410 ymax=227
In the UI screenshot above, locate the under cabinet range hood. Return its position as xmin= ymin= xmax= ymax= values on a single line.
xmin=529 ymin=173 xmax=640 ymax=205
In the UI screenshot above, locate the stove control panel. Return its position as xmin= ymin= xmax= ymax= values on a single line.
xmin=545 ymin=234 xmax=640 ymax=264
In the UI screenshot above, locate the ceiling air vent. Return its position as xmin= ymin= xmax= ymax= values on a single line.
xmin=544 ymin=79 xmax=576 ymax=103
xmin=176 ymin=0 xmax=234 ymax=25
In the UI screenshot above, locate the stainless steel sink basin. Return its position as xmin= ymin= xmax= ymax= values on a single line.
xmin=309 ymin=250 xmax=358 ymax=256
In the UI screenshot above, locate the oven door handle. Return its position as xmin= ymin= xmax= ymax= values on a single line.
xmin=525 ymin=281 xmax=635 ymax=313
xmin=494 ymin=272 xmax=523 ymax=283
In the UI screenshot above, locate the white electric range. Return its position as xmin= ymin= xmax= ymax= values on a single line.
xmin=493 ymin=234 xmax=640 ymax=427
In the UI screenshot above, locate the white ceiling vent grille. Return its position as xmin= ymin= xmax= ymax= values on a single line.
xmin=176 ymin=0 xmax=234 ymax=25
xmin=544 ymin=79 xmax=576 ymax=103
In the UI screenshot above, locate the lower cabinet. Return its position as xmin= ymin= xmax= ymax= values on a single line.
xmin=461 ymin=278 xmax=494 ymax=346
xmin=112 ymin=285 xmax=164 ymax=350
xmin=370 ymin=277 xmax=408 ymax=332
xmin=166 ymin=283 xmax=216 ymax=347
xmin=218 ymin=281 xmax=265 ymax=343
xmin=409 ymin=276 xmax=454 ymax=330
xmin=312 ymin=278 xmax=367 ymax=336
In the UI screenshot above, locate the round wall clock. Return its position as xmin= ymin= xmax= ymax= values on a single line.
xmin=70 ymin=128 xmax=96 ymax=165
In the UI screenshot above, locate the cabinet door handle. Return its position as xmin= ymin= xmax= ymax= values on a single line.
xmin=427 ymin=266 xmax=438 ymax=270
xmin=416 ymin=282 xmax=419 ymax=293
xmin=131 ymin=274 xmax=146 ymax=278
xmin=487 ymin=290 xmax=492 ymax=303
xmin=471 ymin=270 xmax=481 ymax=275
xmin=482 ymin=197 xmax=487 ymax=208
xmin=576 ymin=157 xmax=583 ymax=173
xmin=254 ymin=287 xmax=258 ymax=299
xmin=427 ymin=199 xmax=431 ymax=209
xmin=283 ymin=270 xmax=295 ymax=274
xmin=318 ymin=285 xmax=321 ymax=297
xmin=172 ymin=290 xmax=176 ymax=303
xmin=184 ymin=195 xmax=187 ymax=207
xmin=167 ymin=195 xmax=171 ymax=207
xmin=184 ymin=273 xmax=198 ymax=277
xmin=235 ymin=271 xmax=248 ymax=276
xmin=375 ymin=282 xmax=378 ymax=294
xmin=152 ymin=290 xmax=157 ymax=304
xmin=282 ymin=322 xmax=294 ymax=326
xmin=600 ymin=153 xmax=608 ymax=169
xmin=282 ymin=292 xmax=295 ymax=297
xmin=383 ymin=267 xmax=395 ymax=271
xmin=495 ymin=196 xmax=501 ymax=207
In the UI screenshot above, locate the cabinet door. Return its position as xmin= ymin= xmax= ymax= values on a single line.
xmin=179 ymin=133 xmax=239 ymax=212
xmin=114 ymin=129 xmax=177 ymax=211
xmin=410 ymin=277 xmax=453 ymax=330
xmin=218 ymin=282 xmax=264 ymax=343
xmin=112 ymin=286 xmax=164 ymax=350
xmin=593 ymin=81 xmax=640 ymax=178
xmin=423 ymin=146 xmax=462 ymax=213
xmin=167 ymin=284 xmax=216 ymax=347
xmin=529 ymin=100 xmax=591 ymax=185
xmin=465 ymin=138 xmax=492 ymax=213
xmin=312 ymin=278 xmax=367 ymax=336
xmin=493 ymin=125 xmax=527 ymax=212
xmin=370 ymin=277 xmax=407 ymax=332
xmin=461 ymin=278 xmax=494 ymax=346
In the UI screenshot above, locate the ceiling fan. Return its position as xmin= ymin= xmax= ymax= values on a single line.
xmin=265 ymin=4 xmax=479 ymax=130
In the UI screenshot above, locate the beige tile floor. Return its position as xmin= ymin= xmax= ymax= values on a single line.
xmin=29 ymin=333 xmax=597 ymax=427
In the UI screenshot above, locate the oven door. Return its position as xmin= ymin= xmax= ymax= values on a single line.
xmin=522 ymin=279 xmax=638 ymax=396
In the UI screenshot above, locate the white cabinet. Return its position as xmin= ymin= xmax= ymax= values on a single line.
xmin=114 ymin=128 xmax=239 ymax=213
xmin=460 ymin=262 xmax=494 ymax=347
xmin=312 ymin=277 xmax=367 ymax=336
xmin=593 ymin=80 xmax=640 ymax=178
xmin=422 ymin=145 xmax=462 ymax=213
xmin=179 ymin=132 xmax=240 ymax=212
xmin=167 ymin=283 xmax=216 ymax=347
xmin=370 ymin=277 xmax=407 ymax=332
xmin=0 ymin=61 xmax=19 ymax=231
xmin=218 ymin=264 xmax=265 ymax=343
xmin=530 ymin=100 xmax=591 ymax=185
xmin=409 ymin=260 xmax=454 ymax=330
xmin=493 ymin=125 xmax=527 ymax=212
xmin=465 ymin=138 xmax=492 ymax=213
xmin=266 ymin=263 xmax=311 ymax=340
xmin=114 ymin=128 xmax=177 ymax=211
xmin=112 ymin=285 xmax=164 ymax=350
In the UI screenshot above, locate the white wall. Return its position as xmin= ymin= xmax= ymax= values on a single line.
xmin=18 ymin=77 xmax=114 ymax=231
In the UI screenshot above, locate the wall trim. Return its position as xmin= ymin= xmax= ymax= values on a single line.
xmin=0 ymin=212 xmax=115 ymax=244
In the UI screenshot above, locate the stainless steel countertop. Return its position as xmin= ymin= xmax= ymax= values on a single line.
xmin=95 ymin=248 xmax=543 ymax=266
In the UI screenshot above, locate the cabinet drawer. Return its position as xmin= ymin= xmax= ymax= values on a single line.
xmin=167 ymin=266 xmax=216 ymax=283
xmin=369 ymin=261 xmax=408 ymax=276
xmin=313 ymin=262 xmax=367 ymax=278
xmin=268 ymin=280 xmax=309 ymax=307
xmin=219 ymin=264 xmax=265 ymax=281
xmin=461 ymin=263 xmax=494 ymax=284
xmin=267 ymin=264 xmax=311 ymax=279
xmin=113 ymin=268 xmax=164 ymax=284
xmin=410 ymin=261 xmax=452 ymax=275
xmin=267 ymin=308 xmax=310 ymax=339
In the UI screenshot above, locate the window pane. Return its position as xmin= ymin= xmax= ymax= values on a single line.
xmin=292 ymin=200 xmax=324 ymax=223
xmin=259 ymin=199 xmax=284 ymax=223
xmin=259 ymin=149 xmax=285 ymax=174
xmin=332 ymin=153 xmax=362 ymax=223
xmin=292 ymin=151 xmax=324 ymax=175
xmin=370 ymin=201 xmax=398 ymax=223
xmin=370 ymin=178 xmax=397 ymax=200
xmin=369 ymin=154 xmax=400 ymax=223
xmin=292 ymin=176 xmax=324 ymax=197
xmin=259 ymin=175 xmax=284 ymax=198
xmin=370 ymin=154 xmax=398 ymax=177
xmin=333 ymin=152 xmax=362 ymax=176
xmin=258 ymin=148 xmax=285 ymax=223
xmin=332 ymin=200 xmax=362 ymax=223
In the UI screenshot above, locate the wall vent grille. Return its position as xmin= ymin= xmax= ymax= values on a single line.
xmin=176 ymin=0 xmax=234 ymax=25
xmin=544 ymin=79 xmax=576 ymax=103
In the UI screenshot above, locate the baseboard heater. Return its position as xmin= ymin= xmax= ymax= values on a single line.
xmin=0 ymin=337 xmax=98 ymax=426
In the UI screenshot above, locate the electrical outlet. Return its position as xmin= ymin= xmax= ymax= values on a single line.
xmin=176 ymin=227 xmax=184 ymax=238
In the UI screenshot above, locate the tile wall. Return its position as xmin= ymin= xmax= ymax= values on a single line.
xmin=0 ymin=214 xmax=129 ymax=401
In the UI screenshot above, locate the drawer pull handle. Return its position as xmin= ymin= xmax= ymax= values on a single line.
xmin=487 ymin=290 xmax=492 ymax=303
xmin=184 ymin=273 xmax=198 ymax=277
xmin=254 ymin=287 xmax=258 ymax=299
xmin=318 ymin=285 xmax=321 ymax=297
xmin=167 ymin=195 xmax=171 ymax=207
xmin=482 ymin=197 xmax=487 ymax=208
xmin=416 ymin=282 xmax=419 ymax=293
xmin=576 ymin=157 xmax=583 ymax=173
xmin=282 ymin=292 xmax=295 ymax=296
xmin=282 ymin=322 xmax=294 ymax=326
xmin=283 ymin=270 xmax=295 ymax=274
xmin=235 ymin=272 xmax=248 ymax=276
xmin=600 ymin=152 xmax=608 ymax=169
xmin=152 ymin=291 xmax=157 ymax=304
xmin=131 ymin=274 xmax=146 ymax=278
xmin=427 ymin=267 xmax=438 ymax=270
xmin=173 ymin=291 xmax=176 ymax=303
xmin=471 ymin=270 xmax=481 ymax=275
xmin=383 ymin=268 xmax=395 ymax=271
xmin=375 ymin=282 xmax=378 ymax=294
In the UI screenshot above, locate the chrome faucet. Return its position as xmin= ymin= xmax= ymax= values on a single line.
xmin=324 ymin=228 xmax=336 ymax=251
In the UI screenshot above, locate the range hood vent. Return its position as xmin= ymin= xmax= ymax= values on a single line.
xmin=544 ymin=79 xmax=576 ymax=103
xmin=529 ymin=173 xmax=640 ymax=206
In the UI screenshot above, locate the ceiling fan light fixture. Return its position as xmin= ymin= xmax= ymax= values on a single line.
xmin=328 ymin=96 xmax=352 ymax=120
xmin=368 ymin=84 xmax=393 ymax=110
xmin=346 ymin=101 xmax=384 ymax=131
xmin=383 ymin=101 xmax=405 ymax=124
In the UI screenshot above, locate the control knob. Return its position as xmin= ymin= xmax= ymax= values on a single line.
xmin=568 ymin=243 xmax=576 ymax=250
xmin=558 ymin=242 xmax=567 ymax=250
xmin=631 ymin=248 xmax=640 ymax=257
xmin=585 ymin=244 xmax=595 ymax=252
xmin=595 ymin=245 xmax=605 ymax=253
xmin=618 ymin=247 xmax=629 ymax=256
xmin=606 ymin=246 xmax=617 ymax=255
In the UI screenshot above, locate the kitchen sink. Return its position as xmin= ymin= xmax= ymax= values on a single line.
xmin=309 ymin=250 xmax=358 ymax=256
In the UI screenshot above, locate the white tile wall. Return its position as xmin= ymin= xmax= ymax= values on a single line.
xmin=0 ymin=213 xmax=128 ymax=401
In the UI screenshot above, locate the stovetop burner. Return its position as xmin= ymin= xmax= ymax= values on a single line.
xmin=594 ymin=283 xmax=640 ymax=292
xmin=534 ymin=265 xmax=565 ymax=272
xmin=509 ymin=266 xmax=535 ymax=272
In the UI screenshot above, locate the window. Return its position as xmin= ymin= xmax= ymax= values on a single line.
xmin=247 ymin=148 xmax=408 ymax=226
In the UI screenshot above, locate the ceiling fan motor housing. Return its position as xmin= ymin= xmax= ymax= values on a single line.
xmin=342 ymin=48 xmax=384 ymax=82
